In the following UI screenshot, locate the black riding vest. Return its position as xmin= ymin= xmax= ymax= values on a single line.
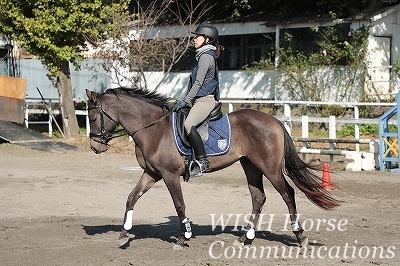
xmin=187 ymin=50 xmax=220 ymax=101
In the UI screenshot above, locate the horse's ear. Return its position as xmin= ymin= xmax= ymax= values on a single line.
xmin=86 ymin=89 xmax=98 ymax=102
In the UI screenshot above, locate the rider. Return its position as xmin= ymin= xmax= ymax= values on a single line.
xmin=172 ymin=23 xmax=222 ymax=176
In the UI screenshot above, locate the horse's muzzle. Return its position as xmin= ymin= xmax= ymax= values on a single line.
xmin=90 ymin=139 xmax=109 ymax=154
xmin=91 ymin=146 xmax=101 ymax=154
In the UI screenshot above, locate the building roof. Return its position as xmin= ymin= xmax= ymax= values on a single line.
xmin=266 ymin=3 xmax=400 ymax=26
xmin=213 ymin=2 xmax=400 ymax=27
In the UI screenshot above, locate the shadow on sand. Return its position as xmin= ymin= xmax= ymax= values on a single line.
xmin=81 ymin=216 xmax=324 ymax=249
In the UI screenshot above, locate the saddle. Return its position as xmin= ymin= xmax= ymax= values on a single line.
xmin=176 ymin=102 xmax=223 ymax=147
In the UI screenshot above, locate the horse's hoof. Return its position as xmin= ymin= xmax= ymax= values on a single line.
xmin=233 ymin=239 xmax=244 ymax=247
xmin=172 ymin=236 xmax=187 ymax=250
xmin=118 ymin=236 xmax=131 ymax=247
xmin=173 ymin=244 xmax=184 ymax=250
xmin=118 ymin=234 xmax=133 ymax=248
xmin=118 ymin=237 xmax=129 ymax=247
xmin=300 ymin=237 xmax=309 ymax=249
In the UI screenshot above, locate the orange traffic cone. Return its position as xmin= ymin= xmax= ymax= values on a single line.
xmin=322 ymin=162 xmax=332 ymax=190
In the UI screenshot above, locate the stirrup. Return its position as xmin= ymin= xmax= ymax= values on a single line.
xmin=189 ymin=159 xmax=210 ymax=177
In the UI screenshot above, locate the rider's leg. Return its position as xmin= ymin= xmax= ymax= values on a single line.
xmin=184 ymin=95 xmax=216 ymax=131
xmin=184 ymin=95 xmax=216 ymax=176
xmin=187 ymin=126 xmax=210 ymax=174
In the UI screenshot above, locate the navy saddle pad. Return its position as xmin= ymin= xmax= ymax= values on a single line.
xmin=172 ymin=112 xmax=231 ymax=156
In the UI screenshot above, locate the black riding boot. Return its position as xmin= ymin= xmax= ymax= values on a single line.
xmin=187 ymin=126 xmax=210 ymax=176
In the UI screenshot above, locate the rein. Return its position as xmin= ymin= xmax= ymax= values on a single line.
xmin=88 ymin=101 xmax=172 ymax=146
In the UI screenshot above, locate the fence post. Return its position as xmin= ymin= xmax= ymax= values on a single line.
xmin=86 ymin=101 xmax=90 ymax=137
xmin=284 ymin=103 xmax=291 ymax=135
xmin=228 ymin=103 xmax=234 ymax=113
xmin=24 ymin=103 xmax=29 ymax=128
xmin=329 ymin=115 xmax=336 ymax=162
xmin=302 ymin=116 xmax=309 ymax=161
xmin=354 ymin=105 xmax=360 ymax=151
xmin=47 ymin=100 xmax=53 ymax=137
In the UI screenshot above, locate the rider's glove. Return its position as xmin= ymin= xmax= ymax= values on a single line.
xmin=172 ymin=100 xmax=188 ymax=112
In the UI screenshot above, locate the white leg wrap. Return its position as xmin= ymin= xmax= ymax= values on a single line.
xmin=184 ymin=231 xmax=192 ymax=239
xmin=291 ymin=222 xmax=301 ymax=232
xmin=246 ymin=228 xmax=255 ymax=240
xmin=182 ymin=218 xmax=192 ymax=239
xmin=123 ymin=210 xmax=134 ymax=230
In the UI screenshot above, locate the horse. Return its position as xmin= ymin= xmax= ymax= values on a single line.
xmin=85 ymin=87 xmax=340 ymax=249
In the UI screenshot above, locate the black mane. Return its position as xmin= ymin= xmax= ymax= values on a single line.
xmin=105 ymin=86 xmax=172 ymax=112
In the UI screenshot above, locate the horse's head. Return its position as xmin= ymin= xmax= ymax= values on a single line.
xmin=86 ymin=89 xmax=118 ymax=154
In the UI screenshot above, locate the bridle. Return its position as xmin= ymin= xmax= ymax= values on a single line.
xmin=87 ymin=100 xmax=172 ymax=146
xmin=87 ymin=103 xmax=119 ymax=146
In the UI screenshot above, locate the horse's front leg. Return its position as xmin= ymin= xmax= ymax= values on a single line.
xmin=119 ymin=171 xmax=160 ymax=246
xmin=162 ymin=173 xmax=190 ymax=249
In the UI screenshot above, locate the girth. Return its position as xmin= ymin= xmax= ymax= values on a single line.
xmin=176 ymin=102 xmax=223 ymax=147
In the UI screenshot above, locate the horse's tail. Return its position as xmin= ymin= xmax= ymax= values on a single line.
xmin=281 ymin=123 xmax=341 ymax=210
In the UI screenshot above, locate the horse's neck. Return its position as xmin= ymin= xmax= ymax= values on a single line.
xmin=118 ymin=99 xmax=166 ymax=138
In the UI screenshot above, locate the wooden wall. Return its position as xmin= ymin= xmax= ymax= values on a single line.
xmin=0 ymin=76 xmax=27 ymax=124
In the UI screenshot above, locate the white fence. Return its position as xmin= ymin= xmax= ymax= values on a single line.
xmin=25 ymin=98 xmax=395 ymax=145
xmin=224 ymin=100 xmax=392 ymax=141
xmin=25 ymin=99 xmax=88 ymax=137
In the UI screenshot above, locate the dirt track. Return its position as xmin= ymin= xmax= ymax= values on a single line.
xmin=0 ymin=137 xmax=399 ymax=266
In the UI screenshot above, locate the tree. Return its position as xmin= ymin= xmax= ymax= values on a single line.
xmin=244 ymin=23 xmax=370 ymax=102
xmin=0 ymin=0 xmax=127 ymax=137
xmin=96 ymin=0 xmax=212 ymax=90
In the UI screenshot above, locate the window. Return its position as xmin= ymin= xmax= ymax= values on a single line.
xmin=171 ymin=48 xmax=196 ymax=71
xmin=279 ymin=24 xmax=351 ymax=56
xmin=219 ymin=33 xmax=275 ymax=70
xmin=171 ymin=33 xmax=275 ymax=71
xmin=219 ymin=35 xmax=242 ymax=69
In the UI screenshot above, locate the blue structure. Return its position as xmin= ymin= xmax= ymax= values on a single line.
xmin=379 ymin=93 xmax=400 ymax=171
xmin=0 ymin=44 xmax=15 ymax=77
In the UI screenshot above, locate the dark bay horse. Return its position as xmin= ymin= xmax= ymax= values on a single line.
xmin=86 ymin=87 xmax=340 ymax=249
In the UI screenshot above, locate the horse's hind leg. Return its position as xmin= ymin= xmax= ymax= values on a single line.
xmin=267 ymin=170 xmax=308 ymax=248
xmin=236 ymin=158 xmax=266 ymax=245
xmin=119 ymin=171 xmax=160 ymax=245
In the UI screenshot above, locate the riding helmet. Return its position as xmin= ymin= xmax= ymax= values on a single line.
xmin=191 ymin=23 xmax=219 ymax=43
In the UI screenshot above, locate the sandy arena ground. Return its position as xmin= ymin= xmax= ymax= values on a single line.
xmin=0 ymin=137 xmax=399 ymax=266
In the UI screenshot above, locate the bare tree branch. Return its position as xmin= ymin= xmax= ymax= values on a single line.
xmin=94 ymin=0 xmax=213 ymax=91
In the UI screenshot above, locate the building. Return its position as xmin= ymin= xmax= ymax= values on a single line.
xmin=2 ymin=1 xmax=400 ymax=101
xmin=143 ymin=1 xmax=400 ymax=101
